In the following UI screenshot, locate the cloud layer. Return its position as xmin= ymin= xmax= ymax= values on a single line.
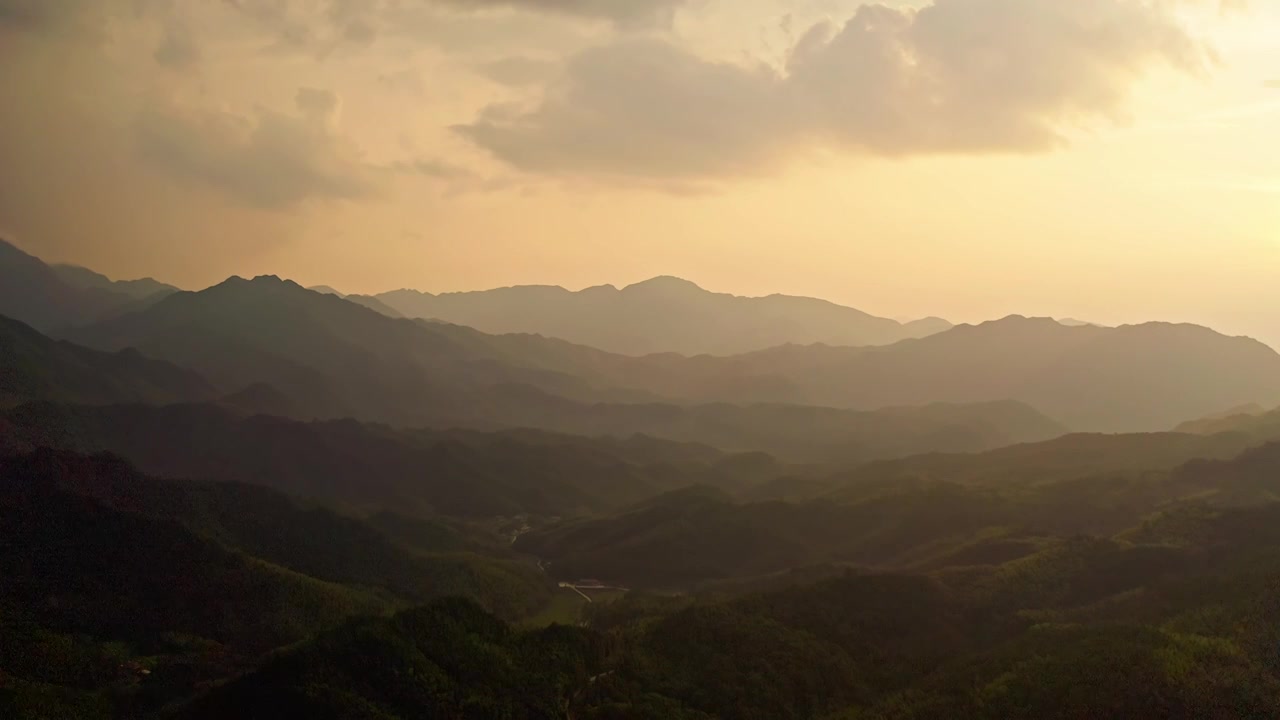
xmin=136 ymin=90 xmax=378 ymax=208
xmin=437 ymin=0 xmax=683 ymax=21
xmin=459 ymin=0 xmax=1210 ymax=179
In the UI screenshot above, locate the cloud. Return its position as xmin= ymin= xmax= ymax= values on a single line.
xmin=135 ymin=90 xmax=379 ymax=208
xmin=477 ymin=56 xmax=559 ymax=87
xmin=394 ymin=158 xmax=475 ymax=180
xmin=222 ymin=0 xmax=380 ymax=55
xmin=295 ymin=87 xmax=341 ymax=123
xmin=433 ymin=0 xmax=685 ymax=24
xmin=459 ymin=40 xmax=789 ymax=177
xmin=458 ymin=0 xmax=1212 ymax=179
xmin=223 ymin=0 xmax=678 ymax=56
xmin=0 ymin=0 xmax=106 ymax=36
xmin=154 ymin=17 xmax=202 ymax=69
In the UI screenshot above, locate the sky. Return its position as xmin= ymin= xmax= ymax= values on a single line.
xmin=0 ymin=0 xmax=1277 ymax=344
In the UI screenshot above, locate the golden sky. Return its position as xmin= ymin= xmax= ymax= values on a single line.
xmin=0 ymin=0 xmax=1276 ymax=343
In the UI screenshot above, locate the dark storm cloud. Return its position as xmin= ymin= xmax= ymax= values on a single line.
xmin=457 ymin=0 xmax=1212 ymax=179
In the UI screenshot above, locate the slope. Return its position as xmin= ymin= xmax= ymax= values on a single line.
xmin=520 ymin=436 xmax=1280 ymax=589
xmin=0 ymin=238 xmax=140 ymax=332
xmin=67 ymin=275 xmax=625 ymax=423
xmin=0 ymin=314 xmax=216 ymax=408
xmin=0 ymin=448 xmax=560 ymax=716
xmin=823 ymin=429 xmax=1273 ymax=501
xmin=51 ymin=263 xmax=179 ymax=302
xmin=2 ymin=402 xmax=785 ymax=517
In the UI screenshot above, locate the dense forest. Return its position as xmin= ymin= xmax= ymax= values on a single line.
xmin=5 ymin=237 xmax=1280 ymax=718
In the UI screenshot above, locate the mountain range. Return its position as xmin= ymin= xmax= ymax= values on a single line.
xmin=0 ymin=239 xmax=176 ymax=334
xmin=705 ymin=316 xmax=1280 ymax=431
xmin=4 ymin=236 xmax=1280 ymax=440
xmin=2 ymin=401 xmax=787 ymax=518
xmin=62 ymin=273 xmax=1280 ymax=434
xmin=375 ymin=276 xmax=952 ymax=356
xmin=44 ymin=275 xmax=1064 ymax=460
xmin=10 ymin=237 xmax=1280 ymax=718
xmin=0 ymin=314 xmax=215 ymax=408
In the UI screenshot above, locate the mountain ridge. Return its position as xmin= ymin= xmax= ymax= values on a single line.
xmin=59 ymin=277 xmax=1065 ymax=459
xmin=375 ymin=276 xmax=953 ymax=356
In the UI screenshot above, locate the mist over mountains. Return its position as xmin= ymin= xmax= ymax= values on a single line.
xmin=62 ymin=272 xmax=1280 ymax=435
xmin=8 ymin=235 xmax=1280 ymax=718
xmin=5 ymin=235 xmax=1280 ymax=439
xmin=376 ymin=276 xmax=953 ymax=356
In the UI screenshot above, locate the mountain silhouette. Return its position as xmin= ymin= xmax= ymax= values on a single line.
xmin=376 ymin=276 xmax=953 ymax=356
xmin=66 ymin=275 xmax=637 ymax=423
xmin=0 ymin=238 xmax=145 ymax=332
xmin=0 ymin=314 xmax=216 ymax=407
xmin=712 ymin=316 xmax=1280 ymax=432
xmin=346 ymin=293 xmax=405 ymax=317
xmin=66 ymin=276 xmax=1280 ymax=435
xmin=51 ymin=263 xmax=179 ymax=301
xmin=62 ymin=279 xmax=1063 ymax=459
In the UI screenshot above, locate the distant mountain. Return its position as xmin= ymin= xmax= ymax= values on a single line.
xmin=376 ymin=276 xmax=953 ymax=356
xmin=1174 ymin=403 xmax=1270 ymax=434
xmin=393 ymin=310 xmax=1280 ymax=436
xmin=67 ymin=275 xmax=626 ymax=423
xmin=63 ymin=278 xmax=1062 ymax=460
xmin=0 ymin=238 xmax=141 ymax=332
xmin=477 ymin=394 xmax=1066 ymax=463
xmin=0 ymin=314 xmax=216 ymax=407
xmin=718 ymin=316 xmax=1280 ymax=432
xmin=822 ymin=430 xmax=1275 ymax=502
xmin=63 ymin=271 xmax=1280 ymax=435
xmin=1057 ymin=317 xmax=1104 ymax=327
xmin=346 ymin=293 xmax=404 ymax=317
xmin=51 ymin=263 xmax=179 ymax=301
xmin=308 ymin=284 xmax=404 ymax=316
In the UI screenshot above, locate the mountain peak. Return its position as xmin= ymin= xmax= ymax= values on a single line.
xmin=212 ymin=275 xmax=302 ymax=292
xmin=623 ymin=276 xmax=705 ymax=294
xmin=984 ymin=315 xmax=1062 ymax=328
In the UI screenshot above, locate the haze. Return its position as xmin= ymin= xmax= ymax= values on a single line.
xmin=13 ymin=3 xmax=1280 ymax=716
xmin=0 ymin=0 xmax=1277 ymax=347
